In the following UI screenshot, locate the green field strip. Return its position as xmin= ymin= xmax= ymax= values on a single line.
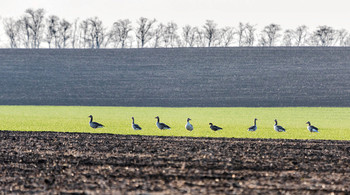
xmin=0 ymin=106 xmax=349 ymax=140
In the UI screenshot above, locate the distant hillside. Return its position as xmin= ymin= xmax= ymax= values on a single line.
xmin=0 ymin=47 xmax=349 ymax=107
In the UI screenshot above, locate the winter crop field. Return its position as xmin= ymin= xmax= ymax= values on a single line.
xmin=1 ymin=105 xmax=349 ymax=140
xmin=1 ymin=47 xmax=350 ymax=140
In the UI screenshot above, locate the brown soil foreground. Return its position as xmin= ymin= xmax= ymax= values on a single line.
xmin=0 ymin=131 xmax=349 ymax=194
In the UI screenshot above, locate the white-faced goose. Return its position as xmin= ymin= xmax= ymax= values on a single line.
xmin=132 ymin=117 xmax=142 ymax=130
xmin=88 ymin=115 xmax=104 ymax=129
xmin=274 ymin=119 xmax=286 ymax=132
xmin=306 ymin=121 xmax=319 ymax=133
xmin=248 ymin=118 xmax=258 ymax=131
xmin=209 ymin=123 xmax=222 ymax=131
xmin=185 ymin=118 xmax=194 ymax=131
xmin=155 ymin=116 xmax=171 ymax=130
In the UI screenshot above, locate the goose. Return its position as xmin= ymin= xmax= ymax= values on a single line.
xmin=306 ymin=121 xmax=319 ymax=133
xmin=209 ymin=123 xmax=222 ymax=131
xmin=155 ymin=116 xmax=171 ymax=130
xmin=248 ymin=118 xmax=258 ymax=131
xmin=274 ymin=119 xmax=286 ymax=132
xmin=88 ymin=115 xmax=104 ymax=129
xmin=185 ymin=118 xmax=194 ymax=131
xmin=131 ymin=117 xmax=142 ymax=130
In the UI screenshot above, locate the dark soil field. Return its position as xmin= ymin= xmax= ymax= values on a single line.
xmin=1 ymin=47 xmax=350 ymax=107
xmin=0 ymin=131 xmax=349 ymax=194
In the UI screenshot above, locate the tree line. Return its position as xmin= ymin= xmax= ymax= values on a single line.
xmin=2 ymin=8 xmax=350 ymax=49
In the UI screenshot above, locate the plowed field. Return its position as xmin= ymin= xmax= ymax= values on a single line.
xmin=0 ymin=131 xmax=349 ymax=194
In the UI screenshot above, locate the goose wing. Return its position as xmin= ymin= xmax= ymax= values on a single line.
xmin=133 ymin=123 xmax=142 ymax=130
xmin=159 ymin=122 xmax=171 ymax=129
xmin=211 ymin=125 xmax=222 ymax=131
xmin=90 ymin=121 xmax=104 ymax=128
xmin=308 ymin=125 xmax=318 ymax=132
xmin=186 ymin=123 xmax=193 ymax=130
xmin=310 ymin=125 xmax=318 ymax=130
xmin=248 ymin=125 xmax=257 ymax=131
xmin=276 ymin=125 xmax=285 ymax=131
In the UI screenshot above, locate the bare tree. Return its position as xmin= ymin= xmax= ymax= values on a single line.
xmin=78 ymin=17 xmax=107 ymax=49
xmin=135 ymin=17 xmax=156 ymax=48
xmin=195 ymin=28 xmax=206 ymax=47
xmin=282 ymin=29 xmax=293 ymax=46
xmin=237 ymin=22 xmax=246 ymax=46
xmin=153 ymin=23 xmax=165 ymax=48
xmin=88 ymin=17 xmax=107 ymax=48
xmin=3 ymin=17 xmax=22 ymax=48
xmin=71 ymin=18 xmax=79 ymax=48
xmin=58 ymin=19 xmax=71 ymax=48
xmin=259 ymin=23 xmax=281 ymax=46
xmin=46 ymin=15 xmax=59 ymax=48
xmin=24 ymin=8 xmax=45 ymax=48
xmin=312 ymin=25 xmax=336 ymax=46
xmin=19 ymin=16 xmax=32 ymax=48
xmin=243 ymin=23 xmax=256 ymax=46
xmin=334 ymin=29 xmax=349 ymax=46
xmin=79 ymin=19 xmax=90 ymax=48
xmin=293 ymin=25 xmax=308 ymax=46
xmin=219 ymin=26 xmax=235 ymax=47
xmin=203 ymin=20 xmax=218 ymax=47
xmin=163 ymin=22 xmax=179 ymax=48
xmin=182 ymin=25 xmax=198 ymax=47
xmin=110 ymin=19 xmax=133 ymax=48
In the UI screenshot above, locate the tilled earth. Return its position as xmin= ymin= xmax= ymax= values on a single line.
xmin=0 ymin=131 xmax=349 ymax=194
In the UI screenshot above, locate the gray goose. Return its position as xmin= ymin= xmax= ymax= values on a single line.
xmin=155 ymin=116 xmax=171 ymax=130
xmin=88 ymin=115 xmax=104 ymax=129
xmin=132 ymin=117 xmax=142 ymax=130
xmin=248 ymin=118 xmax=258 ymax=131
xmin=306 ymin=121 xmax=319 ymax=133
xmin=209 ymin=123 xmax=222 ymax=131
xmin=274 ymin=119 xmax=286 ymax=132
xmin=185 ymin=118 xmax=194 ymax=131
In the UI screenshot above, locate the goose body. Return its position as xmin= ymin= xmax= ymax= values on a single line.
xmin=248 ymin=118 xmax=258 ymax=131
xmin=155 ymin=116 xmax=171 ymax=130
xmin=209 ymin=123 xmax=222 ymax=131
xmin=306 ymin=121 xmax=319 ymax=133
xmin=185 ymin=118 xmax=194 ymax=131
xmin=132 ymin=117 xmax=142 ymax=130
xmin=274 ymin=119 xmax=286 ymax=132
xmin=88 ymin=115 xmax=104 ymax=129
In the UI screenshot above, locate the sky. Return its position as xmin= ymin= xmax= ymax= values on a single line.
xmin=1 ymin=0 xmax=350 ymax=31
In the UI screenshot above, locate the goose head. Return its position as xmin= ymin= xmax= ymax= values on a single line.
xmin=187 ymin=118 xmax=191 ymax=122
xmin=209 ymin=123 xmax=213 ymax=126
xmin=88 ymin=115 xmax=93 ymax=118
xmin=306 ymin=121 xmax=311 ymax=125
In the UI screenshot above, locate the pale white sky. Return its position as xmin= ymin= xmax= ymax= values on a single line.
xmin=1 ymin=0 xmax=350 ymax=30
